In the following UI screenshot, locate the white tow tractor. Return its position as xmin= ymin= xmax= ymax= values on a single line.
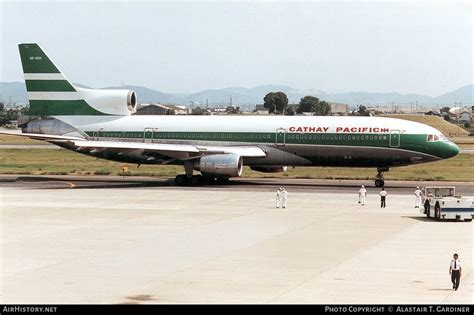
xmin=421 ymin=186 xmax=474 ymax=222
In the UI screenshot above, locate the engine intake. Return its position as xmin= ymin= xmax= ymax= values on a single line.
xmin=127 ymin=91 xmax=138 ymax=112
xmin=194 ymin=154 xmax=243 ymax=177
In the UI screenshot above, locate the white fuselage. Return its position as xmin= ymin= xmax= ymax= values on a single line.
xmin=45 ymin=114 xmax=458 ymax=169
xmin=57 ymin=115 xmax=438 ymax=136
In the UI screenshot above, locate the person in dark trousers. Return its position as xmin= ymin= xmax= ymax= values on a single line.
xmin=450 ymin=253 xmax=462 ymax=290
xmin=379 ymin=188 xmax=387 ymax=208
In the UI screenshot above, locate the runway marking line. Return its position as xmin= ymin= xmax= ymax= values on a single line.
xmin=65 ymin=181 xmax=75 ymax=189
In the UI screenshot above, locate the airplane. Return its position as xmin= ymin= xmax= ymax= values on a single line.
xmin=2 ymin=43 xmax=460 ymax=187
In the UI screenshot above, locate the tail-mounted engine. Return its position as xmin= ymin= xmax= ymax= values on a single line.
xmin=77 ymin=87 xmax=138 ymax=115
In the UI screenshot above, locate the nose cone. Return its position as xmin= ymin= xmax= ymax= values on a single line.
xmin=442 ymin=141 xmax=460 ymax=159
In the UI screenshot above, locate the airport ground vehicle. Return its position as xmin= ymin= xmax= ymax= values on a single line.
xmin=422 ymin=186 xmax=474 ymax=221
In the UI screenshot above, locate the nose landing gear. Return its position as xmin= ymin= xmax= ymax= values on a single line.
xmin=375 ymin=178 xmax=384 ymax=187
xmin=375 ymin=167 xmax=389 ymax=187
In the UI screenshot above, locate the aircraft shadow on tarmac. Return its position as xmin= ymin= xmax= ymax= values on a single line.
xmin=10 ymin=176 xmax=408 ymax=191
xmin=6 ymin=176 xmax=470 ymax=195
xmin=401 ymin=216 xmax=433 ymax=222
xmin=401 ymin=216 xmax=472 ymax=223
xmin=12 ymin=177 xmax=171 ymax=190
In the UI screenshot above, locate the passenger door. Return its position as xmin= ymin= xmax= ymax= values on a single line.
xmin=275 ymin=128 xmax=286 ymax=146
xmin=144 ymin=128 xmax=154 ymax=143
xmin=389 ymin=130 xmax=400 ymax=148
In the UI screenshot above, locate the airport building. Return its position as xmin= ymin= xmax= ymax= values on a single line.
xmin=329 ymin=102 xmax=349 ymax=115
xmin=135 ymin=104 xmax=190 ymax=115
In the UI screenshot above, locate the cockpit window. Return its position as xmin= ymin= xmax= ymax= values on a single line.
xmin=439 ymin=134 xmax=448 ymax=141
xmin=427 ymin=134 xmax=447 ymax=142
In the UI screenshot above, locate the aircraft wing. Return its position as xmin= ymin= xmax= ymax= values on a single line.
xmin=72 ymin=140 xmax=266 ymax=159
xmin=0 ymin=131 xmax=266 ymax=159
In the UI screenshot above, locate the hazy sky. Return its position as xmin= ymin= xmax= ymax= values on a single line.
xmin=1 ymin=1 xmax=472 ymax=95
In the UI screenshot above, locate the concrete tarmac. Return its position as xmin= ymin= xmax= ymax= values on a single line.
xmin=1 ymin=174 xmax=474 ymax=195
xmin=0 ymin=179 xmax=472 ymax=304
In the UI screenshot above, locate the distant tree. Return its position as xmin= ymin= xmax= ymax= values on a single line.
xmin=263 ymin=93 xmax=276 ymax=113
xmin=0 ymin=102 xmax=4 ymax=112
xmin=21 ymin=105 xmax=29 ymax=115
xmin=297 ymin=96 xmax=331 ymax=115
xmin=314 ymin=100 xmax=331 ymax=116
xmin=0 ymin=107 xmax=25 ymax=126
xmin=284 ymin=106 xmax=295 ymax=116
xmin=263 ymin=92 xmax=288 ymax=114
xmin=166 ymin=109 xmax=176 ymax=115
xmin=443 ymin=114 xmax=451 ymax=122
xmin=440 ymin=107 xmax=451 ymax=114
xmin=297 ymin=96 xmax=319 ymax=113
xmin=358 ymin=105 xmax=370 ymax=116
xmin=464 ymin=122 xmax=471 ymax=128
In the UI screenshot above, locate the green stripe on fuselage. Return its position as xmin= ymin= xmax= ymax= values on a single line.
xmin=28 ymin=100 xmax=109 ymax=116
xmin=84 ymin=130 xmax=449 ymax=158
xmin=25 ymin=80 xmax=76 ymax=92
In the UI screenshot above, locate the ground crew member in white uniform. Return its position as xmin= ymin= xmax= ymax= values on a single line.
xmin=414 ymin=187 xmax=423 ymax=208
xmin=379 ymin=188 xmax=387 ymax=208
xmin=281 ymin=188 xmax=289 ymax=209
xmin=450 ymin=253 xmax=462 ymax=290
xmin=276 ymin=187 xmax=282 ymax=208
xmin=358 ymin=185 xmax=367 ymax=205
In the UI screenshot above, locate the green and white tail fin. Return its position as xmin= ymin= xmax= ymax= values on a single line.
xmin=19 ymin=43 xmax=108 ymax=116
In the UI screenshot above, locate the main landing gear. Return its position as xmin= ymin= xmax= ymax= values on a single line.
xmin=375 ymin=167 xmax=389 ymax=187
xmin=175 ymin=162 xmax=230 ymax=186
xmin=175 ymin=174 xmax=202 ymax=186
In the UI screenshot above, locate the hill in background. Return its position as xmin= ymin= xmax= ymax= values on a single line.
xmin=1 ymin=82 xmax=473 ymax=108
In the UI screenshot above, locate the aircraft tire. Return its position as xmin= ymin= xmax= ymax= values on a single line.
xmin=175 ymin=175 xmax=186 ymax=186
xmin=375 ymin=179 xmax=384 ymax=187
xmin=202 ymin=175 xmax=216 ymax=185
xmin=190 ymin=175 xmax=203 ymax=186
